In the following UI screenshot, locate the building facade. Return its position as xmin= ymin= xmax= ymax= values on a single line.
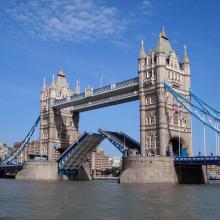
xmin=88 ymin=147 xmax=111 ymax=176
xmin=109 ymin=156 xmax=122 ymax=168
xmin=139 ymin=29 xmax=192 ymax=156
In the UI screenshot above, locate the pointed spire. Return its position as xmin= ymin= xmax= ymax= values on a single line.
xmin=42 ymin=77 xmax=46 ymax=90
xmin=139 ymin=40 xmax=145 ymax=58
xmin=182 ymin=45 xmax=190 ymax=64
xmin=75 ymin=79 xmax=80 ymax=95
xmin=51 ymin=74 xmax=56 ymax=89
xmin=58 ymin=68 xmax=65 ymax=77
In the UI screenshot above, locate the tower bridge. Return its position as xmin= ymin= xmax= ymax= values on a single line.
xmin=1 ymin=28 xmax=220 ymax=184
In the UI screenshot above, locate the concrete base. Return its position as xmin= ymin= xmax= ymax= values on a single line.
xmin=16 ymin=161 xmax=61 ymax=180
xmin=120 ymin=156 xmax=177 ymax=184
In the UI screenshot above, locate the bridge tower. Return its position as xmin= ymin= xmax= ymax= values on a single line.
xmin=40 ymin=69 xmax=79 ymax=161
xmin=139 ymin=29 xmax=192 ymax=157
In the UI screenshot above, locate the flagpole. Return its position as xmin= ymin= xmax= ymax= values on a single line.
xmin=100 ymin=73 xmax=103 ymax=88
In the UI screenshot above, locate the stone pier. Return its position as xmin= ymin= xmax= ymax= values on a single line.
xmin=120 ymin=156 xmax=177 ymax=184
xmin=16 ymin=161 xmax=61 ymax=180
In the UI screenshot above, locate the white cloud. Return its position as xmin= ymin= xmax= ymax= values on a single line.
xmin=1 ymin=0 xmax=128 ymax=43
xmin=138 ymin=0 xmax=155 ymax=15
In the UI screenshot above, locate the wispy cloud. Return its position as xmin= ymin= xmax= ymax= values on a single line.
xmin=138 ymin=0 xmax=155 ymax=15
xmin=1 ymin=0 xmax=128 ymax=43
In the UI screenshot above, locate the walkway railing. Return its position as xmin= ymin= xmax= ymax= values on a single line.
xmin=53 ymin=77 xmax=139 ymax=108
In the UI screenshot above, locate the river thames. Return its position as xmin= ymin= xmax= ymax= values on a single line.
xmin=0 ymin=179 xmax=220 ymax=220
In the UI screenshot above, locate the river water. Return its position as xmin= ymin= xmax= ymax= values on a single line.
xmin=0 ymin=179 xmax=220 ymax=220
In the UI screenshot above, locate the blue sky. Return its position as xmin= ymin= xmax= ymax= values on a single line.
xmin=0 ymin=0 xmax=220 ymax=156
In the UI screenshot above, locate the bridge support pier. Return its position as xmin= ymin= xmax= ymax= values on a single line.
xmin=120 ymin=156 xmax=177 ymax=184
xmin=16 ymin=161 xmax=62 ymax=180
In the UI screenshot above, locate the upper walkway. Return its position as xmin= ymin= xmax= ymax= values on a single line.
xmin=52 ymin=77 xmax=139 ymax=112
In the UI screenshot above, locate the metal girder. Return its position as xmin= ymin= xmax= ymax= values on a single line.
xmin=3 ymin=116 xmax=40 ymax=163
xmin=0 ymin=163 xmax=22 ymax=170
xmin=57 ymin=132 xmax=104 ymax=170
xmin=52 ymin=77 xmax=139 ymax=111
xmin=98 ymin=129 xmax=125 ymax=153
xmin=164 ymin=82 xmax=220 ymax=133
xmin=190 ymin=90 xmax=220 ymax=118
xmin=98 ymin=129 xmax=140 ymax=153
xmin=174 ymin=156 xmax=220 ymax=165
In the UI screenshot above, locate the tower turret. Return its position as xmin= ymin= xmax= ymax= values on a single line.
xmin=139 ymin=40 xmax=146 ymax=58
xmin=156 ymin=27 xmax=172 ymax=54
xmin=182 ymin=45 xmax=190 ymax=91
xmin=49 ymin=75 xmax=56 ymax=99
xmin=41 ymin=77 xmax=47 ymax=101
xmin=182 ymin=45 xmax=190 ymax=64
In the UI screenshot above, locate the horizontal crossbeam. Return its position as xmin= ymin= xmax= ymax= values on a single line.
xmin=52 ymin=77 xmax=139 ymax=111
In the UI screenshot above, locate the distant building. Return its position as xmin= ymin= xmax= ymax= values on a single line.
xmin=88 ymin=147 xmax=111 ymax=176
xmin=0 ymin=142 xmax=12 ymax=161
xmin=109 ymin=156 xmax=122 ymax=168
xmin=11 ymin=140 xmax=41 ymax=162
xmin=27 ymin=140 xmax=40 ymax=159
xmin=207 ymin=165 xmax=220 ymax=176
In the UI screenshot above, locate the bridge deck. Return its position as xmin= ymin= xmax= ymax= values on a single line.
xmin=52 ymin=77 xmax=139 ymax=112
xmin=98 ymin=129 xmax=140 ymax=153
xmin=57 ymin=132 xmax=104 ymax=170
xmin=0 ymin=163 xmax=22 ymax=170
xmin=174 ymin=156 xmax=220 ymax=165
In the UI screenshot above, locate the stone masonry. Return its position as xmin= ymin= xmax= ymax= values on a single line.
xmin=139 ymin=28 xmax=192 ymax=157
xmin=40 ymin=70 xmax=79 ymax=161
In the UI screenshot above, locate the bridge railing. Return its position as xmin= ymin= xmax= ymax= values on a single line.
xmin=174 ymin=156 xmax=220 ymax=165
xmin=53 ymin=77 xmax=138 ymax=107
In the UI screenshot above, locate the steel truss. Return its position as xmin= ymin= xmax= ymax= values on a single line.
xmin=3 ymin=116 xmax=40 ymax=164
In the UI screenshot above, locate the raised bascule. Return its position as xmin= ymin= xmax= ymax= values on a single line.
xmin=1 ymin=29 xmax=220 ymax=183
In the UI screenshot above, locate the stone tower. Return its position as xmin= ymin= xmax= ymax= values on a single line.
xmin=40 ymin=69 xmax=79 ymax=161
xmin=139 ymin=29 xmax=192 ymax=157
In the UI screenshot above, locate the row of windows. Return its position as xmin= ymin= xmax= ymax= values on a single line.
xmin=145 ymin=135 xmax=158 ymax=149
xmin=168 ymin=71 xmax=182 ymax=82
xmin=168 ymin=114 xmax=187 ymax=126
xmin=146 ymin=115 xmax=158 ymax=125
xmin=145 ymin=70 xmax=155 ymax=79
xmin=144 ymin=55 xmax=157 ymax=66
xmin=146 ymin=96 xmax=157 ymax=105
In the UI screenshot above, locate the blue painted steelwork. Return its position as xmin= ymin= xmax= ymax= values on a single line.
xmin=98 ymin=129 xmax=126 ymax=153
xmin=59 ymin=168 xmax=78 ymax=175
xmin=57 ymin=129 xmax=139 ymax=174
xmin=98 ymin=129 xmax=140 ymax=154
xmin=174 ymin=156 xmax=220 ymax=165
xmin=57 ymin=132 xmax=88 ymax=169
xmin=3 ymin=116 xmax=40 ymax=164
xmin=190 ymin=90 xmax=220 ymax=117
xmin=164 ymin=82 xmax=220 ymax=133
xmin=57 ymin=132 xmax=105 ymax=175
xmin=0 ymin=163 xmax=22 ymax=170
